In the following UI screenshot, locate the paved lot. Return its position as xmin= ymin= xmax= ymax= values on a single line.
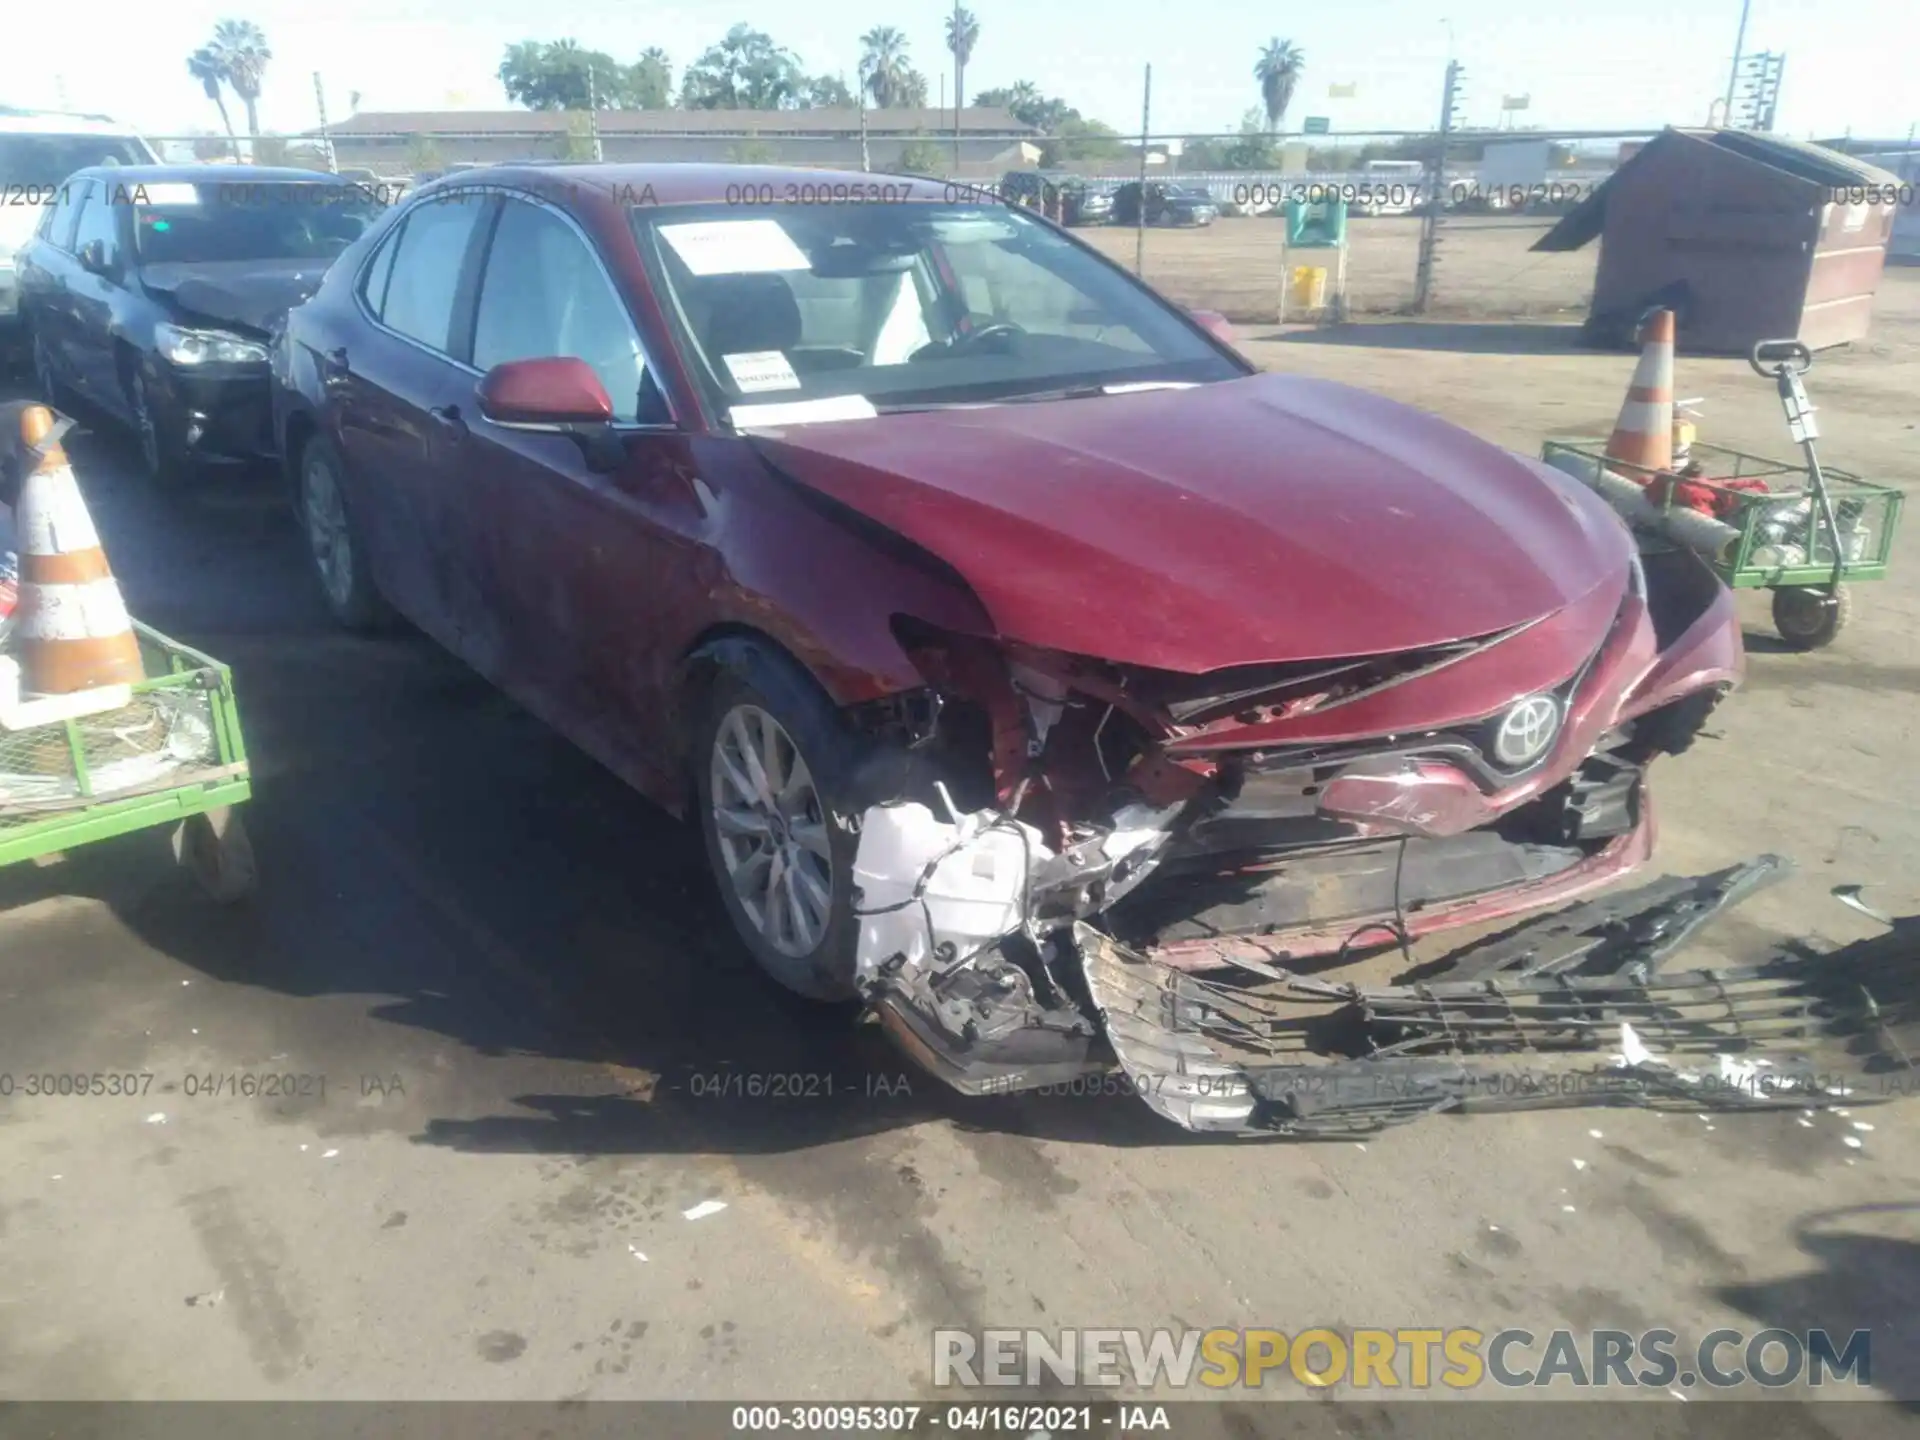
xmin=3 ymin=269 xmax=1918 ymax=1418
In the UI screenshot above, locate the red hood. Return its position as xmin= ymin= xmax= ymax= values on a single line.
xmin=748 ymin=372 xmax=1633 ymax=672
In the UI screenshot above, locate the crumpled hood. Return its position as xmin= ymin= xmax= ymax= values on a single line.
xmin=139 ymin=259 xmax=328 ymax=337
xmin=749 ymin=372 xmax=1633 ymax=672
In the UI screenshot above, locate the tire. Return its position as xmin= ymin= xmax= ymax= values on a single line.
xmin=692 ymin=645 xmax=867 ymax=1001
xmin=1772 ymin=584 xmax=1850 ymax=651
xmin=30 ymin=328 xmax=74 ymax=413
xmin=174 ymin=807 xmax=257 ymax=904
xmin=125 ymin=364 xmax=196 ymax=492
xmin=296 ymin=431 xmax=391 ymax=631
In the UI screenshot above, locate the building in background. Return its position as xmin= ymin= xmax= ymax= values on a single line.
xmin=319 ymin=108 xmax=1038 ymax=175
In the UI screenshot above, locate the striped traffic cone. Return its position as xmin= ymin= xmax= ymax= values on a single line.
xmin=1603 ymin=308 xmax=1676 ymax=479
xmin=10 ymin=404 xmax=145 ymax=696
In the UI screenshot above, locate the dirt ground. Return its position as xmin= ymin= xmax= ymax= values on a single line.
xmin=1 ymin=262 xmax=1918 ymax=1419
xmin=1082 ymin=214 xmax=1602 ymax=323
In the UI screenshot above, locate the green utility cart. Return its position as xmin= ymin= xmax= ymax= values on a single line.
xmin=0 ymin=623 xmax=254 ymax=900
xmin=1543 ymin=339 xmax=1906 ymax=651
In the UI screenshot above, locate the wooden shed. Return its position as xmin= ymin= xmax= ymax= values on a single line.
xmin=1534 ymin=128 xmax=1905 ymax=352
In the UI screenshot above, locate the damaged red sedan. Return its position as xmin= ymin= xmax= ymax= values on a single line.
xmin=271 ymin=165 xmax=1743 ymax=1124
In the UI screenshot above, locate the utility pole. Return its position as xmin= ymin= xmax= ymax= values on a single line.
xmin=952 ymin=0 xmax=963 ymax=174
xmin=1413 ymin=57 xmax=1463 ymax=314
xmin=313 ymin=72 xmax=338 ymax=173
xmin=858 ymin=89 xmax=870 ymax=172
xmin=1722 ymin=0 xmax=1753 ymax=126
xmin=1134 ymin=64 xmax=1152 ymax=277
xmin=587 ymin=63 xmax=604 ymax=161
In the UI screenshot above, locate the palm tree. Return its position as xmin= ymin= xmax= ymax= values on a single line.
xmin=1254 ymin=39 xmax=1305 ymax=132
xmin=210 ymin=19 xmax=274 ymax=139
xmin=859 ymin=26 xmax=913 ymax=109
xmin=945 ymin=8 xmax=980 ymax=119
xmin=186 ymin=45 xmax=241 ymax=160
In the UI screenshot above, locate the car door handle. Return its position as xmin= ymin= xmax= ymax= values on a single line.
xmin=429 ymin=404 xmax=468 ymax=436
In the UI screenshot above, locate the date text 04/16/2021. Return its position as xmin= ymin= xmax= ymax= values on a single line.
xmin=728 ymin=1404 xmax=1173 ymax=1432
xmin=682 ymin=1071 xmax=915 ymax=1100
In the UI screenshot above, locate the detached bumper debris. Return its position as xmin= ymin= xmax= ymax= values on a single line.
xmin=853 ymin=834 xmax=1920 ymax=1135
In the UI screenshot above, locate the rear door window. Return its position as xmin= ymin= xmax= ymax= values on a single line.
xmin=358 ymin=220 xmax=402 ymax=320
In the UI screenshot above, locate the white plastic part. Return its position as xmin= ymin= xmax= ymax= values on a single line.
xmin=851 ymin=796 xmax=1051 ymax=986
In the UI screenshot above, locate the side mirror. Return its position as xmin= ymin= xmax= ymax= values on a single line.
xmin=1188 ymin=308 xmax=1236 ymax=348
xmin=477 ymin=356 xmax=614 ymax=425
xmin=78 ymin=240 xmax=112 ymax=277
xmin=476 ymin=357 xmax=624 ymax=472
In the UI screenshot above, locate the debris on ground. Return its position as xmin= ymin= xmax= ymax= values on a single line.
xmin=682 ymin=1200 xmax=728 ymax=1221
xmin=854 ymin=847 xmax=1920 ymax=1137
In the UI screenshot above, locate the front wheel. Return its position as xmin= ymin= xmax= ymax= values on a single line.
xmin=126 ymin=366 xmax=195 ymax=492
xmin=693 ymin=649 xmax=866 ymax=1001
xmin=298 ymin=433 xmax=390 ymax=631
xmin=1772 ymin=584 xmax=1850 ymax=650
xmin=31 ymin=329 xmax=72 ymax=412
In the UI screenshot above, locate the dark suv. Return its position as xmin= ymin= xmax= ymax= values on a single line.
xmin=1110 ymin=182 xmax=1218 ymax=227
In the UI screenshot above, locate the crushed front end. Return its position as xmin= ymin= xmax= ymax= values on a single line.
xmin=845 ymin=545 xmax=1778 ymax=1127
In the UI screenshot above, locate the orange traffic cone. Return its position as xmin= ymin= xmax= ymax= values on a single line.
xmin=11 ymin=404 xmax=145 ymax=696
xmin=1604 ymin=308 xmax=1676 ymax=478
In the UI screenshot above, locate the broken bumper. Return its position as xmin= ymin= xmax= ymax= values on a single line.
xmin=863 ymin=855 xmax=1920 ymax=1136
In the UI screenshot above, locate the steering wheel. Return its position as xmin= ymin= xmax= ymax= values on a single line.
xmin=949 ymin=321 xmax=1026 ymax=355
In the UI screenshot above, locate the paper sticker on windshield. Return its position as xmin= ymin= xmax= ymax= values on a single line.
xmin=133 ymin=183 xmax=202 ymax=207
xmin=730 ymin=396 xmax=878 ymax=429
xmin=724 ymin=351 xmax=801 ymax=394
xmin=658 ymin=219 xmax=810 ymax=277
xmin=927 ymin=215 xmax=1017 ymax=244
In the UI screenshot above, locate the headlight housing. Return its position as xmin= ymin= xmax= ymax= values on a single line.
xmin=154 ymin=322 xmax=268 ymax=366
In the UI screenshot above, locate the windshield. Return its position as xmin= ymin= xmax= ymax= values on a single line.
xmin=631 ymin=202 xmax=1242 ymax=421
xmin=0 ymin=135 xmax=151 ymax=186
xmin=130 ymin=183 xmax=387 ymax=265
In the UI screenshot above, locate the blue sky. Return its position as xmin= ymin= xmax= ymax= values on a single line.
xmin=9 ymin=0 xmax=1910 ymax=142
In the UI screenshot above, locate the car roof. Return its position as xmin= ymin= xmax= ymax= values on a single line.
xmin=413 ymin=162 xmax=944 ymax=208
xmin=0 ymin=108 xmax=147 ymax=137
xmin=68 ymin=163 xmax=351 ymax=185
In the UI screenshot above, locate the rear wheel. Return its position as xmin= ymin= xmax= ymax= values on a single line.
xmin=693 ymin=648 xmax=865 ymax=1001
xmin=175 ymin=807 xmax=257 ymax=904
xmin=298 ymin=433 xmax=390 ymax=631
xmin=1772 ymin=584 xmax=1850 ymax=651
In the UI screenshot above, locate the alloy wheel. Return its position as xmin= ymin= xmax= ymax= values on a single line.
xmin=709 ymin=703 xmax=833 ymax=958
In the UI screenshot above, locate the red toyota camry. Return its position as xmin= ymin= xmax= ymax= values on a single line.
xmin=271 ymin=164 xmax=1742 ymax=1113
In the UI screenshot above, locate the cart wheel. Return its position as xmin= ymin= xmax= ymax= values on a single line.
xmin=1772 ymin=585 xmax=1852 ymax=651
xmin=174 ymin=807 xmax=257 ymax=904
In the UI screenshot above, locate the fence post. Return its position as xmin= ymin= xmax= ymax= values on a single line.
xmin=1134 ymin=64 xmax=1152 ymax=277
xmin=1413 ymin=59 xmax=1462 ymax=314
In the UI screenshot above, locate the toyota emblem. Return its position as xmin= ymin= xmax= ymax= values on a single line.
xmin=1493 ymin=695 xmax=1561 ymax=767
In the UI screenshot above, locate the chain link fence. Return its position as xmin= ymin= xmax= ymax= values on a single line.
xmin=151 ymin=122 xmax=1666 ymax=323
